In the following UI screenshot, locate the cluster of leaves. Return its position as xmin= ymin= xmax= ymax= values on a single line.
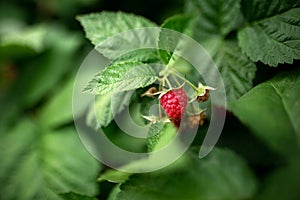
xmin=77 ymin=0 xmax=300 ymax=199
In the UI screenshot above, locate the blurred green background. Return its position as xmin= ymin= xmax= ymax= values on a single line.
xmin=0 ymin=0 xmax=183 ymax=124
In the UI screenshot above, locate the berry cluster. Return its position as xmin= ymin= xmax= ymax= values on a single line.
xmin=141 ymin=68 xmax=213 ymax=129
xmin=159 ymin=87 xmax=207 ymax=128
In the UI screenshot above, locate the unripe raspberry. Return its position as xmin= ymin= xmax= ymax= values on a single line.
xmin=160 ymin=88 xmax=188 ymax=120
xmin=186 ymin=112 xmax=206 ymax=129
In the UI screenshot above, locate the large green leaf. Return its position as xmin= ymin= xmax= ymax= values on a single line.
xmin=0 ymin=119 xmax=101 ymax=200
xmin=258 ymin=159 xmax=300 ymax=200
xmin=39 ymin=75 xmax=75 ymax=129
xmin=238 ymin=7 xmax=300 ymax=66
xmin=113 ymin=148 xmax=257 ymax=200
xmin=229 ymin=69 xmax=300 ymax=156
xmin=60 ymin=192 xmax=97 ymax=200
xmin=13 ymin=27 xmax=81 ymax=108
xmin=0 ymin=27 xmax=82 ymax=128
xmin=185 ymin=0 xmax=241 ymax=40
xmin=158 ymin=15 xmax=194 ymax=64
xmin=86 ymin=91 xmax=132 ymax=129
xmin=147 ymin=122 xmax=177 ymax=152
xmin=77 ymin=12 xmax=158 ymax=60
xmin=184 ymin=0 xmax=256 ymax=102
xmin=83 ymin=62 xmax=157 ymax=95
xmin=241 ymin=0 xmax=300 ymax=22
xmin=0 ymin=23 xmax=47 ymax=56
xmin=193 ymin=37 xmax=256 ymax=102
xmin=111 ymin=49 xmax=160 ymax=64
xmin=26 ymin=28 xmax=81 ymax=105
xmin=212 ymin=41 xmax=257 ymax=101
xmin=86 ymin=92 xmax=113 ymax=129
xmin=77 ymin=11 xmax=156 ymax=47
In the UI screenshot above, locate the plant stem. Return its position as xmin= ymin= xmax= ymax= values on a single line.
xmin=158 ymin=81 xmax=163 ymax=119
xmin=171 ymin=75 xmax=181 ymax=87
xmin=165 ymin=77 xmax=172 ymax=88
xmin=172 ymin=72 xmax=198 ymax=91
xmin=158 ymin=101 xmax=162 ymax=119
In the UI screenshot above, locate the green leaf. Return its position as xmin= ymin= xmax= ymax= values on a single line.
xmin=98 ymin=169 xmax=131 ymax=183
xmin=238 ymin=7 xmax=300 ymax=66
xmin=158 ymin=15 xmax=194 ymax=64
xmin=83 ymin=62 xmax=158 ymax=95
xmin=0 ymin=119 xmax=101 ymax=200
xmin=86 ymin=91 xmax=132 ymax=128
xmin=212 ymin=41 xmax=257 ymax=101
xmin=112 ymin=49 xmax=160 ymax=64
xmin=17 ymin=27 xmax=81 ymax=108
xmin=185 ymin=0 xmax=241 ymax=40
xmin=241 ymin=0 xmax=300 ymax=22
xmin=258 ymin=159 xmax=300 ymax=200
xmin=39 ymin=75 xmax=75 ymax=129
xmin=77 ymin=11 xmax=156 ymax=47
xmin=108 ymin=185 xmax=122 ymax=200
xmin=147 ymin=122 xmax=177 ymax=152
xmin=114 ymin=148 xmax=257 ymax=200
xmin=161 ymin=15 xmax=194 ymax=36
xmin=229 ymin=68 xmax=300 ymax=156
xmin=86 ymin=92 xmax=113 ymax=128
xmin=0 ymin=23 xmax=47 ymax=55
xmin=0 ymin=27 xmax=81 ymax=129
xmin=60 ymin=192 xmax=97 ymax=200
xmin=77 ymin=12 xmax=158 ymax=60
xmin=184 ymin=0 xmax=256 ymax=102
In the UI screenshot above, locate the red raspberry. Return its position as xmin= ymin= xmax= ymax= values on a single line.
xmin=160 ymin=88 xmax=188 ymax=120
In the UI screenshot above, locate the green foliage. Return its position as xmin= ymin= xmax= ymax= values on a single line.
xmin=39 ymin=76 xmax=76 ymax=129
xmin=0 ymin=12 xmax=100 ymax=200
xmin=185 ymin=0 xmax=257 ymax=101
xmin=240 ymin=0 xmax=300 ymax=22
xmin=147 ymin=122 xmax=177 ymax=152
xmin=86 ymin=92 xmax=114 ymax=128
xmin=77 ymin=12 xmax=158 ymax=60
xmin=229 ymin=68 xmax=300 ymax=156
xmin=111 ymin=49 xmax=160 ymax=64
xmin=0 ymin=119 xmax=100 ymax=200
xmin=60 ymin=192 xmax=98 ymax=200
xmin=185 ymin=0 xmax=241 ymax=39
xmin=98 ymin=170 xmax=131 ymax=184
xmin=0 ymin=26 xmax=82 ymax=134
xmin=210 ymin=40 xmax=257 ymax=101
xmin=258 ymin=159 xmax=300 ymax=200
xmin=0 ymin=23 xmax=47 ymax=56
xmin=86 ymin=91 xmax=132 ymax=128
xmin=21 ymin=28 xmax=81 ymax=107
xmin=158 ymin=15 xmax=194 ymax=64
xmin=113 ymin=148 xmax=257 ymax=200
xmin=83 ymin=61 xmax=158 ymax=94
xmin=77 ymin=11 xmax=157 ymax=47
xmin=238 ymin=7 xmax=300 ymax=66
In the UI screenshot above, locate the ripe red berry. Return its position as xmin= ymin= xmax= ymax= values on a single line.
xmin=160 ymin=88 xmax=188 ymax=120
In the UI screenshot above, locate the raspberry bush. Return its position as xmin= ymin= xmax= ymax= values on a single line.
xmin=0 ymin=0 xmax=299 ymax=200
